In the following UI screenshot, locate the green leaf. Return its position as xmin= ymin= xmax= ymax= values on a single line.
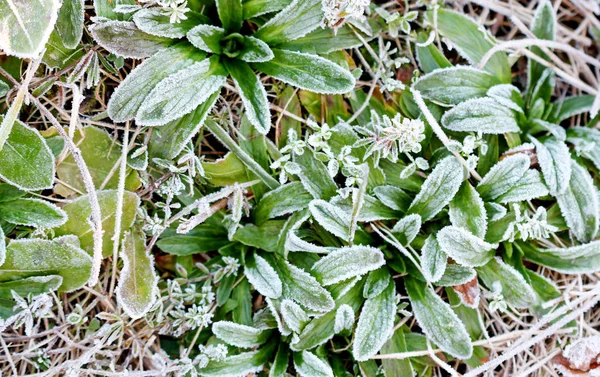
xmin=156 ymin=224 xmax=230 ymax=255
xmin=254 ymin=182 xmax=313 ymax=225
xmin=520 ymin=241 xmax=600 ymax=274
xmin=55 ymin=126 xmax=140 ymax=195
xmin=55 ymin=0 xmax=84 ymax=49
xmin=487 ymin=84 xmax=524 ymax=114
xmin=0 ymin=236 xmax=92 ymax=292
xmin=107 ymin=44 xmax=204 ymax=122
xmin=405 ymin=276 xmax=473 ymax=359
xmin=186 ymin=25 xmax=226 ymax=54
xmin=391 ymin=214 xmax=421 ymax=246
xmin=527 ymin=0 xmax=556 ymax=103
xmin=0 ymin=0 xmax=61 ymax=58
xmin=435 ymin=264 xmax=476 ymax=287
xmin=413 ymin=67 xmax=500 ymax=106
xmin=217 ymin=0 xmax=243 ymax=32
xmin=270 ymin=343 xmax=291 ymax=377
xmin=93 ymin=0 xmax=136 ymax=20
xmin=0 ymin=118 xmax=55 ymax=191
xmin=530 ymin=136 xmax=571 ymax=196
xmin=0 ymin=275 xmax=63 ymax=299
xmin=429 ymin=9 xmax=511 ymax=83
xmin=407 ymin=156 xmax=464 ymax=222
xmin=312 ymin=246 xmax=385 ymax=286
xmin=238 ymin=36 xmax=274 ymax=63
xmin=294 ymin=151 xmax=338 ymax=200
xmin=363 ymin=268 xmax=391 ymax=299
xmin=566 ymin=127 xmax=600 ymax=171
xmin=0 ymin=226 xmax=5 ymax=266
xmin=90 ymin=21 xmax=173 ymax=59
xmin=476 ymin=154 xmax=530 ymax=201
xmin=450 ymin=182 xmax=487 ymax=238
xmin=55 ymin=190 xmax=139 ymax=258
xmin=476 ymin=257 xmax=536 ymax=309
xmin=294 ymin=350 xmax=334 ymax=377
xmin=421 ymin=234 xmax=447 ymax=283
xmin=234 ymin=220 xmax=285 ymax=253
xmin=380 ymin=328 xmax=414 ymax=377
xmin=224 ymin=59 xmax=271 ymax=135
xmin=441 ymin=98 xmax=519 ymax=134
xmin=0 ymin=183 xmax=25 ymax=202
xmin=281 ymin=299 xmax=309 ymax=333
xmin=495 ymin=170 xmax=549 ymax=204
xmin=245 ymin=253 xmax=283 ymax=299
xmin=116 ymin=232 xmax=158 ymax=319
xmin=134 ymin=9 xmax=210 ymax=39
xmin=136 ymin=57 xmax=226 ymax=126
xmin=554 ymin=95 xmax=596 ymax=122
xmin=309 ymin=200 xmax=350 ymax=242
xmin=373 ymin=185 xmax=411 ymax=213
xmin=278 ymin=25 xmax=364 ymax=55
xmin=437 ymin=226 xmax=496 ymax=267
xmin=556 ymin=160 xmax=600 ymax=243
xmin=199 ymin=341 xmax=276 ymax=377
xmin=213 ymin=321 xmax=271 ymax=348
xmin=0 ymin=198 xmax=67 ymax=228
xmin=252 ymin=49 xmax=355 ymax=94
xmin=353 ymin=280 xmax=396 ymax=361
xmin=415 ymin=31 xmax=452 ymax=74
xmin=243 ymin=0 xmax=292 ymax=19
xmin=254 ymin=0 xmax=323 ymax=44
xmin=148 ymin=91 xmax=219 ymax=160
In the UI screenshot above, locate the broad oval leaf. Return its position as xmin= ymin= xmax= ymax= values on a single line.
xmin=353 ymin=280 xmax=396 ymax=361
xmin=449 ymin=182 xmax=487 ymax=238
xmin=186 ymin=24 xmax=226 ymax=53
xmin=405 ymin=277 xmax=473 ymax=359
xmin=55 ymin=0 xmax=84 ymax=49
xmin=309 ymin=200 xmax=350 ymax=241
xmin=435 ymin=264 xmax=476 ymax=287
xmin=293 ymin=350 xmax=334 ymax=377
xmin=530 ymin=136 xmax=571 ymax=196
xmin=407 ymin=156 xmax=464 ymax=222
xmin=421 ymin=234 xmax=447 ymax=283
xmin=0 ymin=0 xmax=61 ymax=58
xmin=0 ymin=198 xmax=67 ymax=228
xmin=136 ymin=57 xmax=226 ymax=126
xmin=437 ymin=226 xmax=496 ymax=267
xmin=133 ymin=8 xmax=208 ymax=38
xmin=254 ymin=182 xmax=313 ymax=225
xmin=476 ymin=153 xmax=530 ymax=201
xmin=115 ymin=232 xmax=158 ymax=319
xmin=0 ymin=236 xmax=92 ymax=292
xmin=0 ymin=118 xmax=55 ymax=191
xmin=252 ymin=49 xmax=355 ymax=94
xmin=373 ymin=185 xmax=411 ymax=213
xmin=363 ymin=268 xmax=391 ymax=299
xmin=55 ymin=190 xmax=139 ymax=257
xmin=495 ymin=170 xmax=549 ymax=204
xmin=254 ymin=0 xmax=323 ymax=44
xmin=90 ymin=21 xmax=172 ymax=59
xmin=212 ymin=321 xmax=270 ymax=348
xmin=441 ymin=98 xmax=519 ymax=134
xmin=413 ymin=66 xmax=500 ymax=106
xmin=245 ymin=253 xmax=283 ymax=299
xmin=556 ymin=160 xmax=600 ymax=243
xmin=476 ymin=257 xmax=536 ymax=309
xmin=312 ymin=246 xmax=385 ymax=286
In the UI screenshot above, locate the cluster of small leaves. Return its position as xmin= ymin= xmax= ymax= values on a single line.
xmin=1 ymin=0 xmax=600 ymax=376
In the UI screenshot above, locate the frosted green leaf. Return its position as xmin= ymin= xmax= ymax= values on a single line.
xmin=55 ymin=190 xmax=139 ymax=258
xmin=199 ymin=343 xmax=275 ymax=377
xmin=437 ymin=226 xmax=496 ymax=267
xmin=309 ymin=200 xmax=350 ymax=241
xmin=224 ymin=59 xmax=271 ymax=135
xmin=486 ymin=84 xmax=524 ymax=114
xmin=0 ymin=226 xmax=5 ymax=266
xmin=107 ymin=44 xmax=204 ymax=122
xmin=391 ymin=214 xmax=421 ymax=246
xmin=435 ymin=264 xmax=476 ymax=287
xmin=0 ymin=198 xmax=67 ymax=228
xmin=0 ymin=81 xmax=8 ymax=98
xmin=405 ymin=277 xmax=473 ymax=359
xmin=542 ymin=240 xmax=600 ymax=259
xmin=268 ymin=256 xmax=334 ymax=312
xmin=243 ymin=0 xmax=291 ymax=19
xmin=267 ymin=297 xmax=292 ymax=336
xmin=115 ymin=232 xmax=158 ymax=320
xmin=372 ymin=185 xmax=411 ymax=213
xmin=311 ymin=246 xmax=385 ymax=286
xmin=238 ymin=36 xmax=274 ymax=63
xmin=353 ymin=281 xmax=396 ymax=361
xmin=281 ymin=299 xmax=309 ymax=333
xmin=244 ymin=254 xmax=282 ymax=299
xmin=294 ymin=152 xmax=337 ymax=200
xmin=441 ymin=98 xmax=519 ymax=134
xmin=254 ymin=0 xmax=323 ymax=44
xmin=90 ymin=21 xmax=172 ymax=59
xmin=407 ymin=156 xmax=464 ymax=222
xmin=212 ymin=321 xmax=270 ymax=348
xmin=0 ymin=236 xmax=92 ymax=292
xmin=133 ymin=8 xmax=208 ymax=38
xmin=528 ymin=0 xmax=556 ymax=100
xmin=136 ymin=57 xmax=226 ymax=126
xmin=486 ymin=202 xmax=507 ymax=222
xmin=252 ymin=49 xmax=355 ymax=94
xmin=476 ymin=154 xmax=530 ymax=201
xmin=413 ymin=66 xmax=500 ymax=106
xmin=285 ymin=231 xmax=331 ymax=254
xmin=331 ymin=194 xmax=399 ymax=222
xmin=186 ymin=25 xmax=226 ymax=53
xmin=363 ymin=268 xmax=391 ymax=299
xmin=255 ymin=182 xmax=313 ymax=225
xmin=556 ymin=160 xmax=600 ymax=243
xmin=477 ymin=257 xmax=536 ymax=309
xmin=495 ymin=170 xmax=549 ymax=204
xmin=216 ymin=0 xmax=242 ymax=32
xmin=0 ymin=118 xmax=55 ymax=191
xmin=530 ymin=136 xmax=571 ymax=196
xmin=450 ymin=182 xmax=487 ymax=238
xmin=334 ymin=304 xmax=354 ymax=335
xmin=270 ymin=343 xmax=291 ymax=377
xmin=0 ymin=0 xmax=61 ymax=58
xmin=55 ymin=0 xmax=84 ymax=49
xmin=532 ymin=119 xmax=566 ymax=141
xmin=522 ymin=242 xmax=600 ymax=274
xmin=293 ymin=350 xmax=334 ymax=377
xmin=421 ymin=234 xmax=447 ymax=283
xmin=0 ymin=275 xmax=62 ymax=298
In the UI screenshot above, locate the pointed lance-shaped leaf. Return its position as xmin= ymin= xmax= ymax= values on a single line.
xmin=309 ymin=200 xmax=350 ymax=241
xmin=421 ymin=234 xmax=447 ymax=283
xmin=244 ymin=253 xmax=283 ymax=299
xmin=530 ymin=136 xmax=571 ymax=196
xmin=449 ymin=182 xmax=487 ymax=238
xmin=311 ymin=246 xmax=385 ymax=286
xmin=90 ymin=21 xmax=173 ymax=59
xmin=293 ymin=350 xmax=334 ymax=377
xmin=281 ymin=299 xmax=309 ymax=333
xmin=254 ymin=0 xmax=323 ymax=44
xmin=0 ymin=198 xmax=67 ymax=228
xmin=477 ymin=257 xmax=536 ymax=309
xmin=476 ymin=153 xmax=530 ymax=201
xmin=212 ymin=321 xmax=271 ymax=348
